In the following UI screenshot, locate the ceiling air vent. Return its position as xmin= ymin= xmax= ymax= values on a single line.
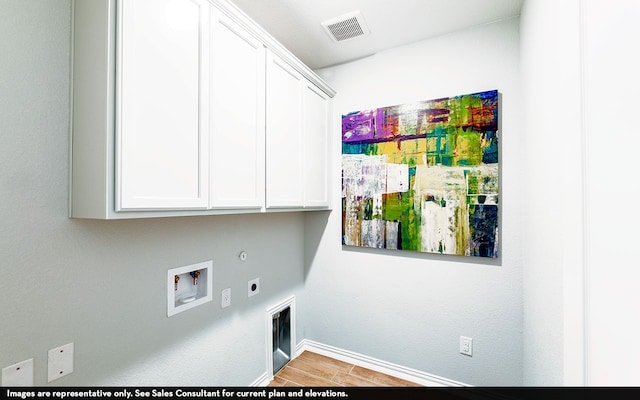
xmin=321 ymin=10 xmax=370 ymax=43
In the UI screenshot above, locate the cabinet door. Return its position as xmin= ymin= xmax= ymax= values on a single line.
xmin=210 ymin=11 xmax=265 ymax=210
xmin=117 ymin=0 xmax=210 ymax=210
xmin=265 ymin=52 xmax=304 ymax=209
xmin=303 ymin=83 xmax=330 ymax=208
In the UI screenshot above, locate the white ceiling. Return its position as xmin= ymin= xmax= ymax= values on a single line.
xmin=229 ymin=0 xmax=524 ymax=70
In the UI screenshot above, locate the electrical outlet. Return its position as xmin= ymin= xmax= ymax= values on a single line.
xmin=221 ymin=288 xmax=231 ymax=308
xmin=2 ymin=358 xmax=34 ymax=386
xmin=460 ymin=336 xmax=473 ymax=357
xmin=48 ymin=342 xmax=74 ymax=382
xmin=248 ymin=278 xmax=259 ymax=297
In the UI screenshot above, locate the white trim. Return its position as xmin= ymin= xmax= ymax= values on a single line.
xmin=209 ymin=0 xmax=335 ymax=98
xmin=265 ymin=296 xmax=297 ymax=383
xmin=296 ymin=340 xmax=469 ymax=387
xmin=578 ymin=0 xmax=591 ymax=386
xmin=250 ymin=371 xmax=270 ymax=387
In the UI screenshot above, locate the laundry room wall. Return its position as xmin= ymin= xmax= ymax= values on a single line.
xmin=303 ymin=16 xmax=524 ymax=386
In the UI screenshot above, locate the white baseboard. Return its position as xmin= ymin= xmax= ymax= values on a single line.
xmin=251 ymin=339 xmax=469 ymax=387
xmin=295 ymin=339 xmax=469 ymax=387
xmin=250 ymin=371 xmax=271 ymax=387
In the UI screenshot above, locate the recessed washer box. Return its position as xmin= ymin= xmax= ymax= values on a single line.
xmin=167 ymin=260 xmax=213 ymax=317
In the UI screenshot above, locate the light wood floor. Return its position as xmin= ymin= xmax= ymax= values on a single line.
xmin=268 ymin=351 xmax=422 ymax=387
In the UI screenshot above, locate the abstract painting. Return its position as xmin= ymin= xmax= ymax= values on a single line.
xmin=342 ymin=89 xmax=499 ymax=258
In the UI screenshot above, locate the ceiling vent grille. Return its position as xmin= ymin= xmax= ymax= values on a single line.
xmin=321 ymin=11 xmax=370 ymax=43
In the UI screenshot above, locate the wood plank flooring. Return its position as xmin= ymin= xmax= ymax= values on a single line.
xmin=267 ymin=351 xmax=422 ymax=387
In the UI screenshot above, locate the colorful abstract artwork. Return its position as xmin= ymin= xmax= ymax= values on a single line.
xmin=342 ymin=89 xmax=499 ymax=258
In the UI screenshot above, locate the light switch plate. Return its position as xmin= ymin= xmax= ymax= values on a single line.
xmin=2 ymin=358 xmax=34 ymax=386
xmin=48 ymin=342 xmax=74 ymax=382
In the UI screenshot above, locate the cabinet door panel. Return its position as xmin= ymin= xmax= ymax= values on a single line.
xmin=117 ymin=0 xmax=210 ymax=210
xmin=210 ymin=12 xmax=265 ymax=209
xmin=303 ymin=84 xmax=330 ymax=208
xmin=265 ymin=53 xmax=304 ymax=208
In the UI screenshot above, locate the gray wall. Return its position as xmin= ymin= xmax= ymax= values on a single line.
xmin=0 ymin=0 xmax=307 ymax=386
xmin=10 ymin=0 xmax=635 ymax=388
xmin=308 ymin=17 xmax=524 ymax=386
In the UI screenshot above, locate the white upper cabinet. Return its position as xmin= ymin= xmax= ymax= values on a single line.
xmin=303 ymin=83 xmax=331 ymax=208
xmin=70 ymin=0 xmax=334 ymax=219
xmin=210 ymin=9 xmax=265 ymax=210
xmin=265 ymin=52 xmax=304 ymax=209
xmin=117 ymin=0 xmax=210 ymax=210
xmin=265 ymin=51 xmax=332 ymax=211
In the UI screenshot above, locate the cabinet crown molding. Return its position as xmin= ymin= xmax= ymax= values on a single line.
xmin=210 ymin=0 xmax=336 ymax=98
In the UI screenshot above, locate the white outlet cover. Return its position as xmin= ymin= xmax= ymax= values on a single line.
xmin=48 ymin=342 xmax=74 ymax=382
xmin=248 ymin=278 xmax=260 ymax=297
xmin=460 ymin=336 xmax=473 ymax=357
xmin=221 ymin=288 xmax=231 ymax=308
xmin=2 ymin=358 xmax=34 ymax=386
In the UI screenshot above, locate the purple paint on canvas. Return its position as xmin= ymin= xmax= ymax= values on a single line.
xmin=342 ymin=110 xmax=375 ymax=142
xmin=375 ymin=107 xmax=396 ymax=139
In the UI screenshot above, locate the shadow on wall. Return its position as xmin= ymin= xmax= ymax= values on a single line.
xmin=303 ymin=211 xmax=332 ymax=280
xmin=341 ymin=243 xmax=502 ymax=267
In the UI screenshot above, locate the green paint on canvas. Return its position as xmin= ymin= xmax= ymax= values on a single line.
xmin=382 ymin=193 xmax=404 ymax=221
xmin=401 ymin=205 xmax=421 ymax=251
xmin=381 ymin=189 xmax=422 ymax=251
xmin=448 ymin=95 xmax=483 ymax=128
xmin=455 ymin=127 xmax=483 ymax=166
xmin=467 ymin=172 xmax=479 ymax=195
xmin=342 ymin=142 xmax=379 ymax=156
